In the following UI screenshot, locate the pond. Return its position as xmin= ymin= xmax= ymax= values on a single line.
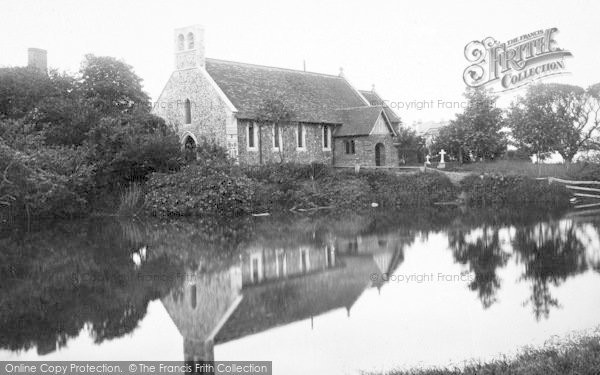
xmin=1 ymin=206 xmax=600 ymax=374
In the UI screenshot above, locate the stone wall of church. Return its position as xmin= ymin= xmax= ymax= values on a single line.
xmin=333 ymin=135 xmax=399 ymax=167
xmin=152 ymin=69 xmax=233 ymax=148
xmin=237 ymin=121 xmax=334 ymax=165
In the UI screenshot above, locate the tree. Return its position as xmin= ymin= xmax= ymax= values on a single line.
xmin=507 ymin=83 xmax=600 ymax=162
xmin=431 ymin=121 xmax=469 ymax=163
xmin=79 ymin=54 xmax=151 ymax=117
xmin=0 ymin=54 xmax=182 ymax=219
xmin=0 ymin=67 xmax=55 ymax=119
xmin=86 ymin=110 xmax=182 ymax=188
xmin=395 ymin=127 xmax=425 ymax=164
xmin=256 ymin=97 xmax=293 ymax=163
xmin=432 ymin=88 xmax=506 ymax=163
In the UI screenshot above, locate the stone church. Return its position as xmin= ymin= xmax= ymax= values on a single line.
xmin=153 ymin=25 xmax=400 ymax=167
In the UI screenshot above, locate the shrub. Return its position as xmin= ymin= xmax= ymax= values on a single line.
xmin=245 ymin=165 xmax=456 ymax=211
xmin=242 ymin=162 xmax=331 ymax=183
xmin=87 ymin=112 xmax=182 ymax=189
xmin=0 ymin=140 xmax=89 ymax=219
xmin=144 ymin=164 xmax=255 ymax=217
xmin=566 ymin=162 xmax=600 ymax=181
xmin=317 ymin=172 xmax=372 ymax=208
xmin=243 ymin=162 xmax=335 ymax=211
xmin=360 ymin=171 xmax=457 ymax=206
xmin=460 ymin=174 xmax=570 ymax=206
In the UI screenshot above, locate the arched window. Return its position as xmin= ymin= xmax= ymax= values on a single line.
xmin=345 ymin=141 xmax=350 ymax=154
xmin=190 ymin=285 xmax=197 ymax=309
xmin=184 ymin=99 xmax=191 ymax=124
xmin=187 ymin=32 xmax=195 ymax=49
xmin=183 ymin=135 xmax=197 ymax=162
xmin=177 ymin=34 xmax=185 ymax=51
xmin=351 ymin=140 xmax=356 ymax=154
xmin=323 ymin=125 xmax=330 ymax=149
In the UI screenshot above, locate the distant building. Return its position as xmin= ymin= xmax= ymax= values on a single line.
xmin=27 ymin=48 xmax=47 ymax=73
xmin=153 ymin=25 xmax=401 ymax=167
xmin=412 ymin=120 xmax=449 ymax=147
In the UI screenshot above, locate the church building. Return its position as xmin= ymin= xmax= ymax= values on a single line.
xmin=153 ymin=25 xmax=401 ymax=167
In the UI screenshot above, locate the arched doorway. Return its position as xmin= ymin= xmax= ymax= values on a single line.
xmin=375 ymin=143 xmax=385 ymax=166
xmin=183 ymin=135 xmax=197 ymax=162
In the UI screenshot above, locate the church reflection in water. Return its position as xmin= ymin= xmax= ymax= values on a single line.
xmin=2 ymin=207 xmax=599 ymax=363
xmin=161 ymin=217 xmax=409 ymax=362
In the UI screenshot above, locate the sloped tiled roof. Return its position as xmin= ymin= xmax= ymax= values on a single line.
xmin=359 ymin=90 xmax=401 ymax=124
xmin=205 ymin=58 xmax=367 ymax=123
xmin=334 ymin=106 xmax=389 ymax=136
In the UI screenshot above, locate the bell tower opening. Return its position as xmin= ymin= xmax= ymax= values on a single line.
xmin=174 ymin=25 xmax=205 ymax=70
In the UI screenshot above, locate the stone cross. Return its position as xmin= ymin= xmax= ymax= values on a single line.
xmin=425 ymin=154 xmax=432 ymax=165
xmin=438 ymin=149 xmax=447 ymax=169
xmin=439 ymin=149 xmax=447 ymax=163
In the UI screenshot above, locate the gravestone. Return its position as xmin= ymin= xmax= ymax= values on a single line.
xmin=438 ymin=149 xmax=446 ymax=169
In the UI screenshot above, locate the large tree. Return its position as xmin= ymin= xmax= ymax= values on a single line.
xmin=0 ymin=55 xmax=182 ymax=219
xmin=433 ymin=88 xmax=506 ymax=163
xmin=507 ymin=83 xmax=600 ymax=162
xmin=79 ymin=54 xmax=151 ymax=116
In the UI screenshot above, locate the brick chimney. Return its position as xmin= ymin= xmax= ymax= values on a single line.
xmin=174 ymin=25 xmax=205 ymax=70
xmin=28 ymin=48 xmax=47 ymax=73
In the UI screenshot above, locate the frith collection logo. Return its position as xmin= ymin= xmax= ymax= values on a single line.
xmin=463 ymin=27 xmax=572 ymax=92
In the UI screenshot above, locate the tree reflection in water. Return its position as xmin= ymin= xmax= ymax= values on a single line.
xmin=0 ymin=219 xmax=182 ymax=355
xmin=448 ymin=227 xmax=509 ymax=308
xmin=513 ymin=220 xmax=588 ymax=320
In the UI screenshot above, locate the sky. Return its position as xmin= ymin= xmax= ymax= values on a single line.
xmin=1 ymin=0 xmax=599 ymax=125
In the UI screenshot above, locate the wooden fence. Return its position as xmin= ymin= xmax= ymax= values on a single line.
xmin=537 ymin=177 xmax=600 ymax=209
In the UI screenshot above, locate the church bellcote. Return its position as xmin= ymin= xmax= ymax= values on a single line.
xmin=174 ymin=25 xmax=205 ymax=70
xmin=28 ymin=48 xmax=47 ymax=73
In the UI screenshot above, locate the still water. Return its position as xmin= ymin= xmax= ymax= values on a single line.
xmin=1 ymin=207 xmax=600 ymax=374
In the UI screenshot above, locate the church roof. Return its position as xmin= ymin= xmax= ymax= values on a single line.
xmin=358 ymin=90 xmax=401 ymax=124
xmin=334 ymin=106 xmax=395 ymax=137
xmin=205 ymin=58 xmax=368 ymax=124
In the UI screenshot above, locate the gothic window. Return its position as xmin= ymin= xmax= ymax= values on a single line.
xmin=351 ymin=140 xmax=356 ymax=154
xmin=300 ymin=248 xmax=310 ymax=273
xmin=297 ymin=124 xmax=304 ymax=149
xmin=323 ymin=125 xmax=330 ymax=149
xmin=184 ymin=99 xmax=191 ymax=124
xmin=250 ymin=253 xmax=262 ymax=283
xmin=345 ymin=141 xmax=350 ymax=154
xmin=190 ymin=285 xmax=197 ymax=309
xmin=325 ymin=245 xmax=335 ymax=268
xmin=248 ymin=122 xmax=256 ymax=149
xmin=177 ymin=34 xmax=185 ymax=51
xmin=273 ymin=124 xmax=280 ymax=149
xmin=187 ymin=32 xmax=195 ymax=49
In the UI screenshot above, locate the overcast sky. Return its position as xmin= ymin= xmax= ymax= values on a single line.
xmin=1 ymin=0 xmax=599 ymax=124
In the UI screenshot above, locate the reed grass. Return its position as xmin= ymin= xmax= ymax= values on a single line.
xmin=117 ymin=183 xmax=145 ymax=217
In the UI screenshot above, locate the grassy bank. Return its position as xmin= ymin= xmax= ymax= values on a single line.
xmin=367 ymin=328 xmax=600 ymax=375
xmin=442 ymin=159 xmax=600 ymax=180
xmin=142 ymin=162 xmax=571 ymax=217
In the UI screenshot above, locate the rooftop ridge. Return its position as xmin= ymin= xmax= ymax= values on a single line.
xmin=335 ymin=105 xmax=383 ymax=110
xmin=205 ymin=57 xmax=344 ymax=79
